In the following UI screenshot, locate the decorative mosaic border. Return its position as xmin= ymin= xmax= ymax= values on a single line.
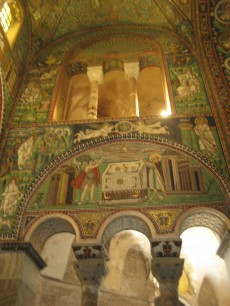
xmin=198 ymin=0 xmax=230 ymax=165
xmin=4 ymin=134 xmax=227 ymax=241
xmin=21 ymin=202 xmax=230 ymax=244
xmin=0 ymin=68 xmax=4 ymax=136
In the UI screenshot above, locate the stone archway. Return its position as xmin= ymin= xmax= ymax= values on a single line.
xmin=100 ymin=229 xmax=156 ymax=306
xmin=28 ymin=216 xmax=77 ymax=254
xmin=176 ymin=208 xmax=230 ymax=240
xmin=101 ymin=215 xmax=153 ymax=249
xmin=179 ymin=226 xmax=230 ymax=306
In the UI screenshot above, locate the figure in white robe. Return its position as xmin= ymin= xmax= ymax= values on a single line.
xmin=17 ymin=136 xmax=34 ymax=169
xmin=1 ymin=179 xmax=22 ymax=216
xmin=194 ymin=117 xmax=217 ymax=157
xmin=174 ymin=68 xmax=200 ymax=98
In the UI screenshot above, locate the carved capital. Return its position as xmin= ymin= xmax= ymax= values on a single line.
xmin=152 ymin=257 xmax=184 ymax=284
xmin=72 ymin=244 xmax=109 ymax=283
xmin=66 ymin=61 xmax=88 ymax=77
xmin=151 ymin=239 xmax=182 ymax=258
xmin=87 ymin=66 xmax=104 ymax=84
xmin=139 ymin=55 xmax=162 ymax=70
xmin=103 ymin=58 xmax=124 ymax=74
xmin=124 ymin=62 xmax=140 ymax=80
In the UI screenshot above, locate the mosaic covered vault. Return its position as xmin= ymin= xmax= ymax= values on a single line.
xmin=0 ymin=0 xmax=229 ymax=244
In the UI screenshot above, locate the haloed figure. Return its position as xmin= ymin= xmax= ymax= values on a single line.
xmin=147 ymin=153 xmax=166 ymax=200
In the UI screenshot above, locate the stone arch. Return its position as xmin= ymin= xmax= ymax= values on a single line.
xmin=175 ymin=207 xmax=230 ymax=240
xmin=100 ymin=213 xmax=154 ymax=249
xmin=24 ymin=214 xmax=79 ymax=254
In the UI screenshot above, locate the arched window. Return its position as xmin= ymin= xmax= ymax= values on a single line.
xmin=0 ymin=2 xmax=12 ymax=33
xmin=51 ymin=56 xmax=171 ymax=121
xmin=0 ymin=0 xmax=23 ymax=47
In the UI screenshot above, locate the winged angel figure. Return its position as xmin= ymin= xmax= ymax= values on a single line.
xmin=74 ymin=123 xmax=114 ymax=143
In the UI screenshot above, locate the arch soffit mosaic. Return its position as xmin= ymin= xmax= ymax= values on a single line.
xmin=63 ymin=32 xmax=183 ymax=63
xmin=24 ymin=214 xmax=79 ymax=253
xmin=35 ymin=25 xmax=193 ymax=65
xmin=100 ymin=215 xmax=152 ymax=250
xmin=22 ymin=207 xmax=230 ymax=251
xmin=175 ymin=207 xmax=230 ymax=240
xmin=98 ymin=211 xmax=156 ymax=247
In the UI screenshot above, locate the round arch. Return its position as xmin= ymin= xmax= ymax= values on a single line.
xmin=14 ymin=136 xmax=230 ymax=240
xmin=23 ymin=213 xmax=80 ymax=253
xmin=175 ymin=207 xmax=230 ymax=240
xmin=36 ymin=24 xmax=194 ymax=65
xmin=99 ymin=212 xmax=155 ymax=249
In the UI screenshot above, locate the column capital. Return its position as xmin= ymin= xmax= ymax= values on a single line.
xmin=139 ymin=55 xmax=162 ymax=70
xmin=217 ymin=230 xmax=230 ymax=258
xmin=72 ymin=244 xmax=109 ymax=283
xmin=152 ymin=257 xmax=184 ymax=283
xmin=151 ymin=239 xmax=184 ymax=306
xmin=151 ymin=239 xmax=182 ymax=258
xmin=124 ymin=62 xmax=140 ymax=80
xmin=66 ymin=61 xmax=88 ymax=77
xmin=87 ymin=66 xmax=104 ymax=84
xmin=103 ymin=58 xmax=124 ymax=74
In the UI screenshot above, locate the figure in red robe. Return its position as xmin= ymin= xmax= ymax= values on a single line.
xmin=71 ymin=159 xmax=102 ymax=204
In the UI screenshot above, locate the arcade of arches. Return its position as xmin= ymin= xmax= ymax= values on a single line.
xmin=0 ymin=1 xmax=230 ymax=306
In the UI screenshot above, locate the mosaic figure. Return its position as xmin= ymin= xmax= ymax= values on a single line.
xmin=147 ymin=153 xmax=166 ymax=200
xmin=1 ymin=178 xmax=22 ymax=216
xmin=194 ymin=117 xmax=217 ymax=157
xmin=17 ymin=136 xmax=34 ymax=170
xmin=173 ymin=68 xmax=200 ymax=98
xmin=71 ymin=159 xmax=102 ymax=204
xmin=74 ymin=123 xmax=114 ymax=143
xmin=133 ymin=121 xmax=170 ymax=135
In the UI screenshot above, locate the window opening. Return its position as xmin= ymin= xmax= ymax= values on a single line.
xmin=0 ymin=2 xmax=12 ymax=33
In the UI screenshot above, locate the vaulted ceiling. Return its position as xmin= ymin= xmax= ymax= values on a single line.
xmin=27 ymin=0 xmax=193 ymax=43
xmin=25 ymin=0 xmax=196 ymax=64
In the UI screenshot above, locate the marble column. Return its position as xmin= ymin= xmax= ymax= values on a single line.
xmin=124 ymin=62 xmax=140 ymax=117
xmin=138 ymin=55 xmax=169 ymax=117
xmin=217 ymin=230 xmax=230 ymax=278
xmin=151 ymin=239 xmax=184 ymax=306
xmin=87 ymin=66 xmax=104 ymax=120
xmin=0 ymin=242 xmax=46 ymax=306
xmin=65 ymin=61 xmax=88 ymax=120
xmin=72 ymin=244 xmax=109 ymax=306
